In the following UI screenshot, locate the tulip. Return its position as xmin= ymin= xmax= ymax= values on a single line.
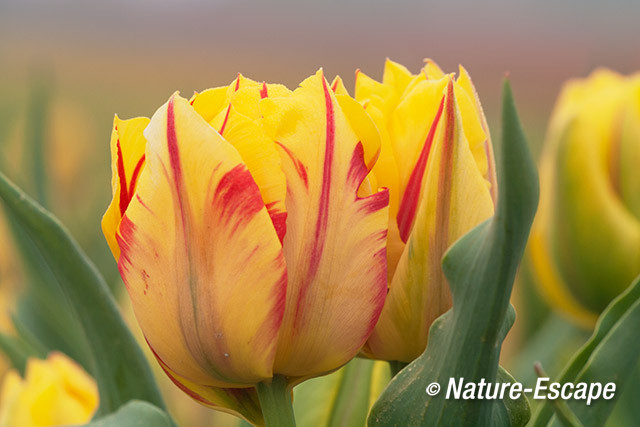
xmin=0 ymin=352 xmax=98 ymax=427
xmin=528 ymin=69 xmax=640 ymax=326
xmin=353 ymin=59 xmax=497 ymax=363
xmin=102 ymin=70 xmax=389 ymax=424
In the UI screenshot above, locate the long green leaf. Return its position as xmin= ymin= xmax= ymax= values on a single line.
xmin=368 ymin=80 xmax=539 ymax=426
xmin=294 ymin=358 xmax=390 ymax=427
xmin=531 ymin=276 xmax=640 ymax=427
xmin=0 ymin=171 xmax=166 ymax=416
xmin=83 ymin=401 xmax=173 ymax=427
xmin=6 ymin=212 xmax=92 ymax=370
xmin=0 ymin=332 xmax=42 ymax=375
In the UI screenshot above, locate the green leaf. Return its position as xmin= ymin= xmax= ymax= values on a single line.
xmin=368 ymin=80 xmax=539 ymax=426
xmin=0 ymin=332 xmax=41 ymax=375
xmin=531 ymin=275 xmax=640 ymax=427
xmin=23 ymin=71 xmax=52 ymax=208
xmin=294 ymin=358 xmax=390 ymax=427
xmin=0 ymin=171 xmax=166 ymax=416
xmin=6 ymin=212 xmax=92 ymax=370
xmin=83 ymin=401 xmax=173 ymax=427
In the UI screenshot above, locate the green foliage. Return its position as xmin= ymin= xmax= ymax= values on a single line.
xmin=83 ymin=401 xmax=173 ymax=427
xmin=294 ymin=358 xmax=390 ymax=427
xmin=368 ymin=80 xmax=539 ymax=427
xmin=0 ymin=171 xmax=166 ymax=417
xmin=531 ymin=275 xmax=640 ymax=427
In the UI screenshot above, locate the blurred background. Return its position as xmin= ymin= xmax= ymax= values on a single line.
xmin=0 ymin=0 xmax=639 ymax=425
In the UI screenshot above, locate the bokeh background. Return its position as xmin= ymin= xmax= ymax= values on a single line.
xmin=1 ymin=0 xmax=639 ymax=425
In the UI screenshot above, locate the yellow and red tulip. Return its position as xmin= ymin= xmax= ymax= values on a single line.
xmin=354 ymin=59 xmax=497 ymax=363
xmin=0 ymin=352 xmax=98 ymax=427
xmin=528 ymin=69 xmax=640 ymax=327
xmin=101 ymin=70 xmax=389 ymax=423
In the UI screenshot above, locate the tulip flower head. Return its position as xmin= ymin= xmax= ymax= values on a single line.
xmin=102 ymin=71 xmax=389 ymax=423
xmin=354 ymin=59 xmax=497 ymax=363
xmin=0 ymin=352 xmax=98 ymax=427
xmin=529 ymin=69 xmax=640 ymax=326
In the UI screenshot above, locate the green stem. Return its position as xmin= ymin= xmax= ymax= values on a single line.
xmin=388 ymin=360 xmax=408 ymax=377
xmin=256 ymin=375 xmax=296 ymax=427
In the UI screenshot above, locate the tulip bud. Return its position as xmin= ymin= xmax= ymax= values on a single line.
xmin=0 ymin=352 xmax=98 ymax=426
xmin=528 ymin=69 xmax=640 ymax=326
xmin=356 ymin=59 xmax=497 ymax=363
xmin=102 ymin=70 xmax=389 ymax=423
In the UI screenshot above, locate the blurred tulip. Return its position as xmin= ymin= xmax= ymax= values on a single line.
xmin=528 ymin=69 xmax=640 ymax=326
xmin=352 ymin=59 xmax=497 ymax=363
xmin=102 ymin=70 xmax=389 ymax=423
xmin=0 ymin=352 xmax=98 ymax=427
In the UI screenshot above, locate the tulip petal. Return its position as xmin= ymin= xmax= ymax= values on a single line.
xmin=366 ymin=81 xmax=495 ymax=361
xmin=382 ymin=59 xmax=414 ymax=95
xmin=102 ymin=116 xmax=149 ymax=259
xmin=192 ymin=80 xmax=291 ymax=242
xmin=355 ymin=71 xmax=404 ymax=278
xmin=423 ymin=58 xmax=445 ymax=80
xmin=457 ymin=65 xmax=498 ymax=202
xmin=551 ymin=111 xmax=640 ymax=311
xmin=261 ymin=70 xmax=389 ymax=377
xmin=391 ymin=77 xmax=449 ymax=242
xmin=210 ymin=104 xmax=288 ymax=242
xmin=149 ymin=344 xmax=265 ymax=427
xmin=117 ymin=94 xmax=286 ymax=387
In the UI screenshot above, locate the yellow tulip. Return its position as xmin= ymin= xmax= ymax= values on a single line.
xmin=101 ymin=71 xmax=389 ymax=424
xmin=354 ymin=59 xmax=497 ymax=363
xmin=528 ymin=69 xmax=640 ymax=326
xmin=0 ymin=352 xmax=98 ymax=427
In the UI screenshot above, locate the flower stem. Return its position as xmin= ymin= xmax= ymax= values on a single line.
xmin=256 ymin=375 xmax=296 ymax=427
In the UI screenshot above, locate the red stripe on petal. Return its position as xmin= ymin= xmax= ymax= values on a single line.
xmin=127 ymin=154 xmax=146 ymax=197
xmin=166 ymin=97 xmax=184 ymax=188
xmin=359 ymin=188 xmax=389 ymax=215
xmin=260 ymin=82 xmax=268 ymax=99
xmin=116 ymin=135 xmax=129 ymax=215
xmin=307 ymin=76 xmax=335 ymax=279
xmin=396 ymin=93 xmax=446 ymax=243
xmin=276 ymin=142 xmax=308 ymax=188
xmin=219 ymin=105 xmax=232 ymax=136
xmin=347 ymin=142 xmax=368 ymax=186
xmin=293 ymin=76 xmax=336 ymax=319
xmin=265 ymin=202 xmax=287 ymax=243
xmin=215 ymin=165 xmax=264 ymax=229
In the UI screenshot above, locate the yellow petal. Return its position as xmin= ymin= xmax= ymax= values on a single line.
xmin=382 ymin=58 xmax=414 ymax=95
xmin=189 ymin=86 xmax=228 ymax=123
xmin=117 ymin=94 xmax=286 ymax=387
xmin=423 ymin=58 xmax=445 ymax=80
xmin=366 ymin=81 xmax=494 ymax=361
xmin=330 ymin=75 xmax=349 ymax=96
xmin=457 ymin=65 xmax=498 ymax=203
xmin=0 ymin=353 xmax=98 ymax=427
xmin=261 ymin=70 xmax=389 ymax=378
xmin=101 ymin=115 xmax=149 ymax=260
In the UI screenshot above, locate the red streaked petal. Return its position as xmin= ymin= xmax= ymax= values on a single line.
xmin=118 ymin=94 xmax=286 ymax=387
xmin=261 ymin=70 xmax=389 ymax=379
